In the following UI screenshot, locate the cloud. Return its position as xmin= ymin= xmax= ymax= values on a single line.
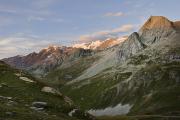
xmin=0 ymin=16 xmax=13 ymax=27
xmin=79 ymin=32 xmax=109 ymax=43
xmin=0 ymin=35 xmax=52 ymax=59
xmin=32 ymin=0 xmax=58 ymax=9
xmin=52 ymin=18 xmax=64 ymax=23
xmin=0 ymin=33 xmax=79 ymax=59
xmin=79 ymin=24 xmax=134 ymax=42
xmin=27 ymin=16 xmax=45 ymax=22
xmin=104 ymin=12 xmax=124 ymax=17
xmin=0 ymin=0 xmax=60 ymax=25
xmin=0 ymin=8 xmax=17 ymax=14
xmin=0 ymin=4 xmax=18 ymax=14
xmin=111 ymin=24 xmax=134 ymax=33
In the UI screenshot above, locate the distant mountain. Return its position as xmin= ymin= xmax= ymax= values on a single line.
xmin=73 ymin=36 xmax=127 ymax=50
xmin=96 ymin=37 xmax=127 ymax=50
xmin=3 ymin=36 xmax=126 ymax=78
xmin=3 ymin=46 xmax=93 ymax=77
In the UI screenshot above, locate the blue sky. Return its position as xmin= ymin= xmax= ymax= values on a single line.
xmin=0 ymin=0 xmax=180 ymax=58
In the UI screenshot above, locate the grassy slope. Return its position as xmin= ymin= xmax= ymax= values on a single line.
xmin=128 ymin=63 xmax=180 ymax=115
xmin=60 ymin=49 xmax=180 ymax=116
xmin=61 ymin=70 xmax=132 ymax=110
xmin=0 ymin=61 xmax=83 ymax=120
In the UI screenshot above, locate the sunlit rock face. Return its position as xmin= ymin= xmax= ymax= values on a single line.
xmin=139 ymin=16 xmax=176 ymax=46
xmin=173 ymin=21 xmax=180 ymax=31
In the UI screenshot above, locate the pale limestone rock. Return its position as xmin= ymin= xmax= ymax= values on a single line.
xmin=19 ymin=77 xmax=35 ymax=83
xmin=41 ymin=86 xmax=57 ymax=94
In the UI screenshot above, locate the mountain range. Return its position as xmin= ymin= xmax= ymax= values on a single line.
xmin=2 ymin=16 xmax=180 ymax=120
xmin=3 ymin=37 xmax=124 ymax=78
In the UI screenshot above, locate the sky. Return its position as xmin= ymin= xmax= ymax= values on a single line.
xmin=0 ymin=0 xmax=180 ymax=59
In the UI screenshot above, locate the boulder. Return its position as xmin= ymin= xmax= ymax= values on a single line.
xmin=0 ymin=95 xmax=12 ymax=100
xmin=30 ymin=106 xmax=44 ymax=111
xmin=32 ymin=102 xmax=47 ymax=108
xmin=41 ymin=86 xmax=62 ymax=96
xmin=5 ymin=112 xmax=16 ymax=117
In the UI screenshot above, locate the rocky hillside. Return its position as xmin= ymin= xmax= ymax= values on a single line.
xmin=3 ymin=46 xmax=94 ymax=77
xmin=0 ymin=61 xmax=95 ymax=120
xmin=59 ymin=16 xmax=180 ymax=118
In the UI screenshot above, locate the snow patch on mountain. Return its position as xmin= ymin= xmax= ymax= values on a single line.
xmin=73 ymin=40 xmax=102 ymax=50
xmin=73 ymin=36 xmax=127 ymax=50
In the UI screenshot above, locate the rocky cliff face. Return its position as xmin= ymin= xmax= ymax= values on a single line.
xmin=69 ymin=48 xmax=93 ymax=59
xmin=117 ymin=32 xmax=146 ymax=62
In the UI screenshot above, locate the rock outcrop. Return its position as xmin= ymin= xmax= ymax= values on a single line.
xmin=117 ymin=32 xmax=146 ymax=62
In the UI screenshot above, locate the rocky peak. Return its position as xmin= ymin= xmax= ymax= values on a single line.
xmin=96 ymin=38 xmax=122 ymax=50
xmin=138 ymin=16 xmax=176 ymax=46
xmin=46 ymin=45 xmax=60 ymax=49
xmin=41 ymin=45 xmax=61 ymax=53
xmin=140 ymin=16 xmax=173 ymax=32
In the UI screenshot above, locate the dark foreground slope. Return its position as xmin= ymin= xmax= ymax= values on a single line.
xmin=0 ymin=61 xmax=94 ymax=120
